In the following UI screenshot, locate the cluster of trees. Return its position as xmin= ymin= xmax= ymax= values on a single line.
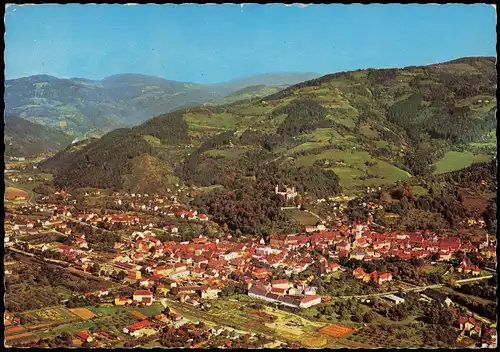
xmin=367 ymin=68 xmax=398 ymax=85
xmin=192 ymin=176 xmax=300 ymax=236
xmin=273 ymin=99 xmax=330 ymax=136
xmin=386 ymin=91 xmax=493 ymax=168
xmin=158 ymin=323 xmax=210 ymax=348
xmin=66 ymin=294 xmax=101 ymax=308
xmin=24 ymin=332 xmax=75 ymax=348
xmin=315 ymin=299 xmax=366 ymax=322
xmin=5 ymin=263 xmax=104 ymax=311
xmin=68 ymin=221 xmax=120 ymax=252
xmin=428 ymin=105 xmax=496 ymax=145
xmin=256 ymin=162 xmax=341 ymax=197
xmin=45 ymin=130 xmax=153 ymax=190
xmin=220 ymin=283 xmax=248 ymax=297
xmin=482 ymin=201 xmax=497 ymax=235
xmin=358 ymin=160 xmax=497 ymax=231
xmin=378 ymin=293 xmax=425 ymax=321
xmin=455 ymin=281 xmax=496 ymax=301
xmin=437 ymin=159 xmax=496 ymax=192
xmin=132 ymin=111 xmax=189 ymax=145
xmin=447 ymin=292 xmax=496 ymax=321
xmin=238 ymin=130 xmax=284 ymax=152
xmin=125 ymin=333 xmax=161 ymax=348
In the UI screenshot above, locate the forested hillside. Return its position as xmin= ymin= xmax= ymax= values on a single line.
xmin=41 ymin=57 xmax=496 ymax=197
xmin=4 ymin=114 xmax=73 ymax=157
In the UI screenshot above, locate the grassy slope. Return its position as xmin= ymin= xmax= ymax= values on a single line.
xmin=433 ymin=151 xmax=492 ymax=174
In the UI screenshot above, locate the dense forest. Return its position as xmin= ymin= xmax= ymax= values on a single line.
xmin=344 ymin=159 xmax=497 ymax=231
xmin=41 ymin=112 xmax=190 ymax=190
xmin=192 ymin=175 xmax=301 ymax=236
xmin=274 ymin=99 xmax=330 ymax=136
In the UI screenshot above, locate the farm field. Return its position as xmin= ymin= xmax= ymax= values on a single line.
xmin=302 ymin=128 xmax=341 ymax=142
xmin=283 ymin=208 xmax=319 ymax=226
xmin=5 ymin=186 xmax=28 ymax=196
xmin=41 ymin=310 xmax=136 ymax=338
xmin=286 ymin=141 xmax=329 ymax=155
xmin=134 ymin=303 xmax=165 ymax=317
xmin=184 ymin=112 xmax=240 ymax=130
xmin=69 ymin=308 xmax=96 ymax=320
xmin=433 ymin=151 xmax=491 ymax=175
xmin=319 ymin=323 xmax=355 ymax=338
xmin=419 ymin=263 xmax=448 ymax=274
xmin=293 ymin=149 xmax=410 ymax=190
xmin=4 ymin=325 xmax=39 ymax=346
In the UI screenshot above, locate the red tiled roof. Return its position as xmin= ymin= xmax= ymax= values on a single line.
xmin=253 ymin=267 xmax=269 ymax=274
xmin=133 ymin=290 xmax=152 ymax=296
xmin=127 ymin=320 xmax=151 ymax=332
xmin=76 ymin=331 xmax=90 ymax=340
xmin=301 ymin=294 xmax=321 ymax=303
xmin=271 ymin=279 xmax=289 ymax=285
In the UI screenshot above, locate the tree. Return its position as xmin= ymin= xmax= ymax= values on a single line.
xmin=117 ymin=271 xmax=127 ymax=281
xmin=60 ymin=332 xmax=73 ymax=346
xmin=91 ymin=263 xmax=100 ymax=274
xmin=363 ymin=311 xmax=376 ymax=323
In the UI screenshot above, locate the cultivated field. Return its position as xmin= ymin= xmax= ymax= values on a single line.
xmin=433 ymin=151 xmax=491 ymax=175
xmin=28 ymin=306 xmax=77 ymax=323
xmin=319 ymin=323 xmax=355 ymax=338
xmin=69 ymin=308 xmax=97 ymax=320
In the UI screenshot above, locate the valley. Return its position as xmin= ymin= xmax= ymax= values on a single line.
xmin=3 ymin=57 xmax=497 ymax=349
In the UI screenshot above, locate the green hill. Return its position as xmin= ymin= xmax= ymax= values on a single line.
xmin=4 ymin=114 xmax=73 ymax=157
xmin=41 ymin=57 xmax=496 ymax=196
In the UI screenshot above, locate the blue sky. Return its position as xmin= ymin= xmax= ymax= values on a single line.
xmin=5 ymin=4 xmax=497 ymax=83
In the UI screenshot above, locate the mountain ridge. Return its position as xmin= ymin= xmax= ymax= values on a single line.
xmin=5 ymin=72 xmax=320 ymax=138
xmin=40 ymin=56 xmax=496 ymax=195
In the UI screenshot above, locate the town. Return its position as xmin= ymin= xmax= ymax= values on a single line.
xmin=3 ymin=156 xmax=497 ymax=349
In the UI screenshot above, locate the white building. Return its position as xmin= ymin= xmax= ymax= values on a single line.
xmin=384 ymin=294 xmax=405 ymax=305
xmin=275 ymin=184 xmax=298 ymax=202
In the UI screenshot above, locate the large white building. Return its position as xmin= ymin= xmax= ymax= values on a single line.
xmin=275 ymin=185 xmax=298 ymax=202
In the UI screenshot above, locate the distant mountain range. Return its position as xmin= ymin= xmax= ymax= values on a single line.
xmin=4 ymin=72 xmax=320 ymax=138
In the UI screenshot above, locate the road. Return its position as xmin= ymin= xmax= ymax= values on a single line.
xmin=454 ymin=275 xmax=494 ymax=285
xmin=329 ymin=283 xmax=444 ymax=300
xmin=5 ymin=179 xmax=37 ymax=206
